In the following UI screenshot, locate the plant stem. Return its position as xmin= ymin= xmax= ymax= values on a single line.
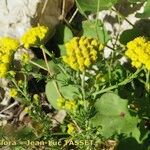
xmin=96 ymin=0 xmax=100 ymax=21
xmin=57 ymin=64 xmax=69 ymax=78
xmin=59 ymin=0 xmax=74 ymax=30
xmin=23 ymin=73 xmax=28 ymax=95
xmin=30 ymin=60 xmax=47 ymax=71
xmin=40 ymin=45 xmax=62 ymax=98
xmin=69 ymin=113 xmax=82 ymax=133
xmin=106 ymin=61 xmax=111 ymax=85
xmin=146 ymin=69 xmax=150 ymax=91
xmin=40 ymin=44 xmax=54 ymax=58
xmin=81 ymin=71 xmax=86 ymax=100
xmin=75 ymin=0 xmax=88 ymax=19
xmin=40 ymin=45 xmax=52 ymax=76
xmin=12 ymin=79 xmax=30 ymax=102
xmin=41 ymin=0 xmax=48 ymax=14
xmin=93 ymin=69 xmax=142 ymax=98
xmin=61 ymin=0 xmax=66 ymax=20
xmin=69 ymin=8 xmax=78 ymax=23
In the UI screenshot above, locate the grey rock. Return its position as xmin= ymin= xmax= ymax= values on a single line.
xmin=0 ymin=0 xmax=62 ymax=38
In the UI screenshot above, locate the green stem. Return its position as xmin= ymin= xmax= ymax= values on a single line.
xmin=146 ymin=69 xmax=150 ymax=91
xmin=106 ymin=61 xmax=112 ymax=85
xmin=12 ymin=79 xmax=30 ymax=102
xmin=40 ymin=45 xmax=54 ymax=58
xmin=57 ymin=64 xmax=69 ymax=78
xmin=138 ymin=78 xmax=145 ymax=85
xmin=23 ymin=73 xmax=28 ymax=96
xmin=68 ymin=113 xmax=82 ymax=133
xmin=40 ymin=45 xmax=69 ymax=78
xmin=96 ymin=0 xmax=100 ymax=24
xmin=93 ymin=69 xmax=142 ymax=98
xmin=95 ymin=0 xmax=100 ymax=41
xmin=81 ymin=71 xmax=86 ymax=100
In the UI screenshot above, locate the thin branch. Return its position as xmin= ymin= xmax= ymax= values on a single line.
xmin=41 ymin=0 xmax=49 ymax=15
xmin=41 ymin=45 xmax=52 ymax=76
xmin=0 ymin=101 xmax=18 ymax=114
xmin=62 ymin=0 xmax=66 ymax=19
xmin=69 ymin=8 xmax=78 ymax=23
xmin=30 ymin=60 xmax=47 ymax=71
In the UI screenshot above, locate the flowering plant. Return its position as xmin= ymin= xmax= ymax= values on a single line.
xmin=0 ymin=1 xmax=150 ymax=150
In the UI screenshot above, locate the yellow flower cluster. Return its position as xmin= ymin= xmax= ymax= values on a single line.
xmin=57 ymin=97 xmax=65 ymax=108
xmin=125 ymin=37 xmax=150 ymax=70
xmin=33 ymin=94 xmax=40 ymax=104
xmin=57 ymin=97 xmax=77 ymax=111
xmin=65 ymin=100 xmax=77 ymax=111
xmin=9 ymin=88 xmax=18 ymax=98
xmin=21 ymin=53 xmax=30 ymax=64
xmin=21 ymin=25 xmax=49 ymax=49
xmin=63 ymin=36 xmax=103 ymax=72
xmin=96 ymin=73 xmax=106 ymax=83
xmin=0 ymin=37 xmax=19 ymax=77
xmin=67 ymin=123 xmax=76 ymax=135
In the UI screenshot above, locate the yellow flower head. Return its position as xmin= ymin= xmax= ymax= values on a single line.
xmin=24 ymin=107 xmax=30 ymax=113
xmin=33 ymin=94 xmax=40 ymax=104
xmin=63 ymin=36 xmax=103 ymax=72
xmin=21 ymin=25 xmax=49 ymax=49
xmin=0 ymin=37 xmax=19 ymax=53
xmin=96 ymin=73 xmax=106 ymax=83
xmin=57 ymin=97 xmax=66 ymax=108
xmin=57 ymin=98 xmax=77 ymax=112
xmin=67 ymin=123 xmax=76 ymax=135
xmin=9 ymin=88 xmax=18 ymax=98
xmin=8 ymin=71 xmax=16 ymax=77
xmin=21 ymin=53 xmax=30 ymax=63
xmin=18 ymin=80 xmax=23 ymax=86
xmin=125 ymin=37 xmax=150 ymax=70
xmin=0 ymin=37 xmax=19 ymax=78
xmin=64 ymin=100 xmax=77 ymax=111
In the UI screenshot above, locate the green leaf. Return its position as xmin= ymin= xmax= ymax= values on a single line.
xmin=53 ymin=24 xmax=73 ymax=55
xmin=119 ymin=28 xmax=142 ymax=45
xmin=82 ymin=20 xmax=110 ymax=43
xmin=54 ymin=24 xmax=73 ymax=44
xmin=91 ymin=93 xmax=140 ymax=141
xmin=136 ymin=0 xmax=150 ymax=18
xmin=58 ymin=45 xmax=66 ymax=56
xmin=46 ymin=72 xmax=78 ymax=109
xmin=75 ymin=0 xmax=118 ymax=14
